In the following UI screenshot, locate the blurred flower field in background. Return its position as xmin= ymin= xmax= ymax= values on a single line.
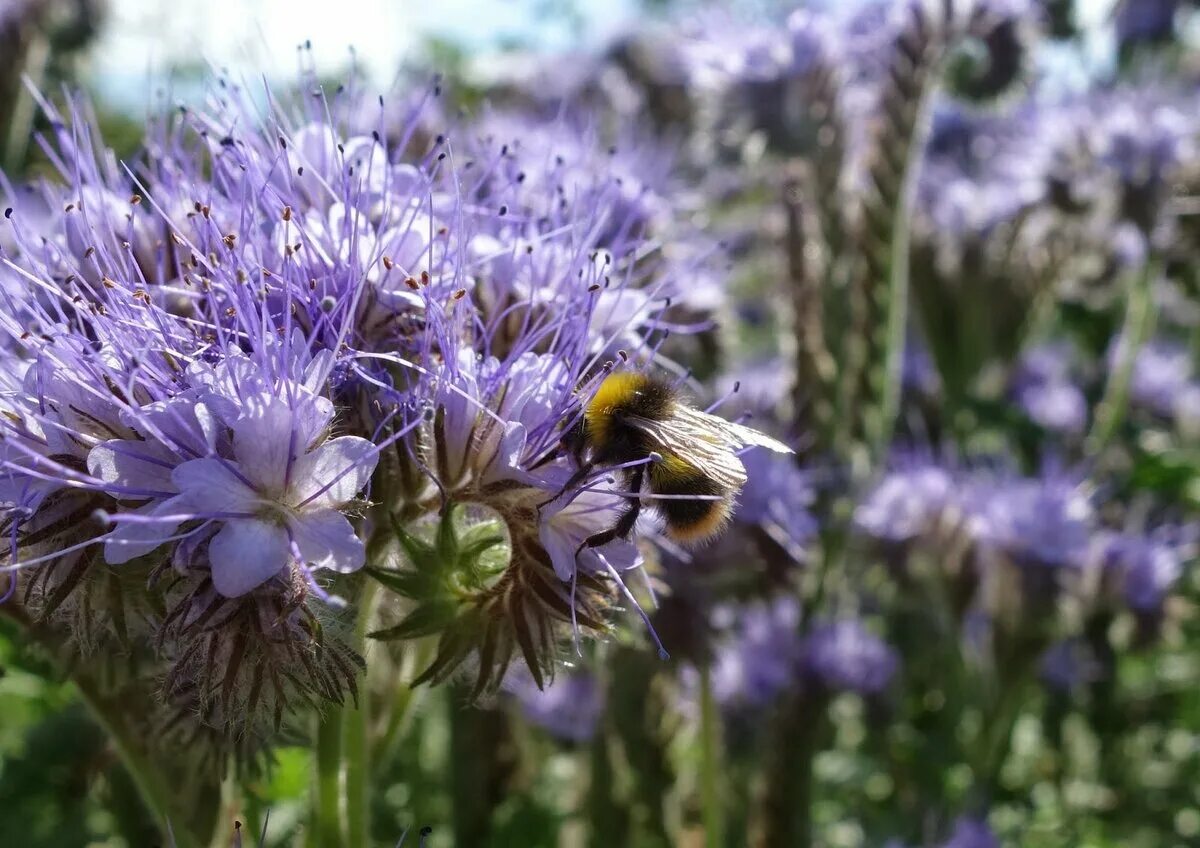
xmin=1 ymin=1 xmax=1199 ymax=846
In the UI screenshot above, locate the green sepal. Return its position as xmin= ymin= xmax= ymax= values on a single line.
xmin=368 ymin=599 xmax=460 ymax=641
xmin=364 ymin=566 xmax=435 ymax=600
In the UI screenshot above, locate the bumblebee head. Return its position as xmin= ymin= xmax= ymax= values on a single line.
xmin=583 ymin=372 xmax=670 ymax=451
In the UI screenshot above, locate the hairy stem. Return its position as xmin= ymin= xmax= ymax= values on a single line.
xmin=344 ymin=580 xmax=379 ymax=848
xmin=448 ymin=687 xmax=512 ymax=845
xmin=79 ymin=668 xmax=205 ymax=847
xmin=587 ymin=709 xmax=630 ymax=847
xmin=756 ymin=693 xmax=826 ymax=848
xmin=699 ymin=663 xmax=725 ymax=848
xmin=1087 ymin=260 xmax=1158 ymax=456
xmin=314 ymin=705 xmax=345 ymax=847
xmin=373 ymin=641 xmax=433 ymax=777
xmin=0 ymin=601 xmax=210 ymax=848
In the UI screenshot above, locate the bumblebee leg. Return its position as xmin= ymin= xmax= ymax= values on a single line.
xmin=575 ymin=466 xmax=644 ymax=555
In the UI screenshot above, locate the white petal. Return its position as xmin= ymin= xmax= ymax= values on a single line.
xmin=289 ymin=508 xmax=366 ymax=574
xmin=172 ymin=458 xmax=260 ymax=513
xmin=208 ymin=518 xmax=291 ymax=597
xmin=288 ymin=437 xmax=377 ymax=508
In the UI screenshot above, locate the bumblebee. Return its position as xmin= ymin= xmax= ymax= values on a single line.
xmin=564 ymin=371 xmax=793 ymax=552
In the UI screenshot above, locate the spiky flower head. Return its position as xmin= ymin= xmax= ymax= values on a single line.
xmin=855 ymin=457 xmax=957 ymax=547
xmin=0 ymin=65 xmax=737 ymax=745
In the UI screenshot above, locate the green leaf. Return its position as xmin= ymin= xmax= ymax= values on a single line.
xmin=369 ymin=600 xmax=459 ymax=641
xmin=1129 ymin=447 xmax=1200 ymax=506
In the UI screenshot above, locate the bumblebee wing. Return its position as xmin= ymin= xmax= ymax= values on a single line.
xmin=624 ymin=414 xmax=749 ymax=489
xmin=673 ymin=407 xmax=794 ymax=454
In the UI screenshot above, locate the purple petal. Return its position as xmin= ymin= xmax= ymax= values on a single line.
xmin=122 ymin=396 xmax=220 ymax=455
xmin=208 ymin=518 xmax=291 ymax=597
xmin=232 ymin=400 xmax=300 ymax=496
xmin=539 ymin=481 xmax=642 ymax=581
xmin=378 ymin=225 xmax=431 ymax=274
xmin=289 ymin=436 xmax=378 ymax=508
xmin=479 ymin=421 xmax=529 ymax=487
xmin=288 ymin=508 xmax=366 ymax=573
xmin=103 ymin=496 xmax=187 ymax=565
xmin=88 ymin=439 xmax=179 ymax=495
xmin=172 ymin=458 xmax=260 ymax=513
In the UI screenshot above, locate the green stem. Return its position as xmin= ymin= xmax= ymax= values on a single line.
xmin=608 ymin=647 xmax=672 ymax=846
xmin=757 ymin=694 xmax=825 ymax=848
xmin=344 ymin=580 xmax=379 ymax=848
xmin=78 ymin=671 xmax=204 ymax=848
xmin=314 ymin=705 xmax=345 ymax=847
xmin=0 ymin=602 xmax=208 ymax=848
xmin=699 ymin=663 xmax=724 ymax=848
xmin=1087 ymin=260 xmax=1158 ymax=457
xmin=873 ymin=189 xmax=913 ymax=459
xmin=971 ymin=677 xmax=1028 ymax=805
xmin=372 ymin=646 xmax=430 ymax=777
xmin=587 ymin=709 xmax=630 ymax=847
xmin=3 ymin=33 xmax=49 ymax=173
xmin=448 ymin=688 xmax=505 ymax=845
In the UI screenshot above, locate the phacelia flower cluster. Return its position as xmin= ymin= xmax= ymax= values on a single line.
xmin=854 ymin=455 xmax=1191 ymax=652
xmin=699 ymin=597 xmax=898 ymax=712
xmin=0 ymin=70 xmax=734 ymax=740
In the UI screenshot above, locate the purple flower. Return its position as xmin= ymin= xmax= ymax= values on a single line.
xmin=0 ymin=60 xmax=783 ymax=712
xmin=917 ymin=98 xmax=1049 ymax=238
xmin=82 ymin=362 xmax=377 ymax=597
xmin=538 ymin=467 xmax=643 ymax=582
xmin=509 ymin=669 xmax=604 ymax=742
xmin=1119 ymin=338 xmax=1193 ymax=418
xmin=1096 ymin=531 xmax=1183 ymax=616
xmin=1016 ymin=381 xmax=1087 ymax=434
xmin=737 ymin=450 xmax=816 ymax=552
xmin=968 ymin=471 xmax=1093 ymax=570
xmin=855 ymin=459 xmax=956 ymax=544
xmin=941 ymin=816 xmax=999 ymax=848
xmin=801 ymin=619 xmax=899 ymax=696
xmin=1039 ymin=639 xmax=1103 ymax=694
xmin=1115 ymin=0 xmax=1179 ymax=49
xmin=707 ymin=597 xmax=803 ymax=709
xmin=1010 ymin=344 xmax=1086 ymax=434
xmin=172 ymin=401 xmax=375 ymax=597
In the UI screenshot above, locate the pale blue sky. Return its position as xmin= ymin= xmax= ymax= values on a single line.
xmin=90 ymin=0 xmax=1123 ymax=113
xmin=92 ymin=0 xmax=637 ymax=111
